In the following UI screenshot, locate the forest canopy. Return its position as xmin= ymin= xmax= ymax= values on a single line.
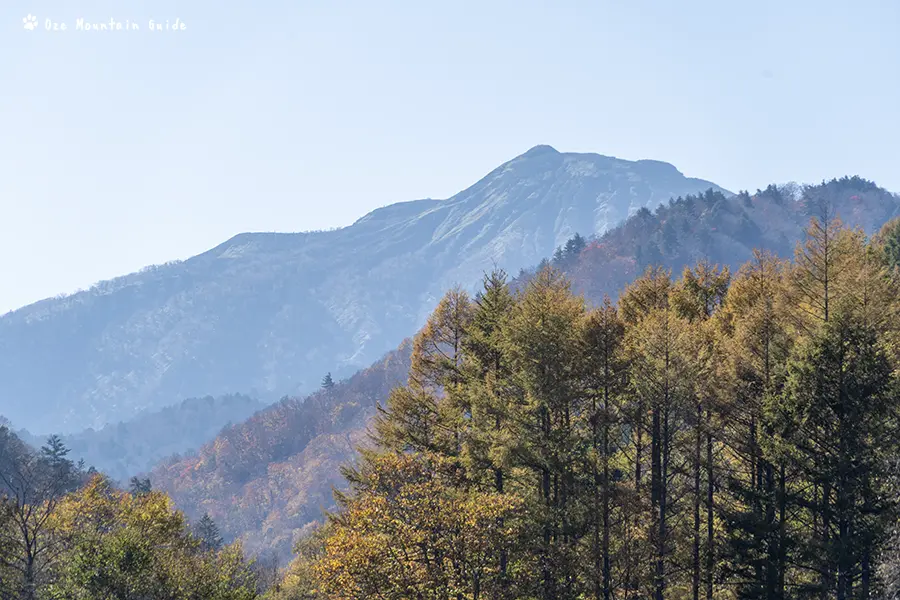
xmin=0 ymin=432 xmax=259 ymax=600
xmin=275 ymin=216 xmax=900 ymax=600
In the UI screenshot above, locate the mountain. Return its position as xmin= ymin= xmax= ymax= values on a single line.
xmin=14 ymin=393 xmax=266 ymax=483
xmin=150 ymin=176 xmax=900 ymax=561
xmin=0 ymin=146 xmax=726 ymax=433
xmin=544 ymin=177 xmax=900 ymax=301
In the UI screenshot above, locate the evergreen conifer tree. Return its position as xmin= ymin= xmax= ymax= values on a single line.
xmin=195 ymin=513 xmax=224 ymax=552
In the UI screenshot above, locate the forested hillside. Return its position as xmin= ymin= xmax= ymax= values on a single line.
xmin=150 ymin=177 xmax=900 ymax=564
xmin=277 ymin=214 xmax=900 ymax=599
xmin=535 ymin=177 xmax=899 ymax=302
xmin=150 ymin=344 xmax=412 ymax=558
xmin=0 ymin=427 xmax=260 ymax=600
xmin=0 ymin=146 xmax=725 ymax=434
xmin=15 ymin=394 xmax=266 ymax=482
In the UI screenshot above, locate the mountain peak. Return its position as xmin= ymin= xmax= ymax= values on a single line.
xmin=521 ymin=144 xmax=560 ymax=158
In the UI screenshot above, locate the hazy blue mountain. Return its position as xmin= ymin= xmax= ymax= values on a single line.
xmin=0 ymin=146 xmax=726 ymax=433
xmin=11 ymin=393 xmax=266 ymax=482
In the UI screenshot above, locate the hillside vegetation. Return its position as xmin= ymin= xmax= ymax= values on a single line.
xmin=150 ymin=344 xmax=412 ymax=558
xmin=15 ymin=394 xmax=266 ymax=482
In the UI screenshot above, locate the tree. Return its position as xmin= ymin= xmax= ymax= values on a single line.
xmin=49 ymin=474 xmax=257 ymax=600
xmin=719 ymin=251 xmax=794 ymax=600
xmin=624 ymin=299 xmax=692 ymax=600
xmin=270 ymin=527 xmax=328 ymax=600
xmin=0 ymin=430 xmax=79 ymax=600
xmin=503 ymin=266 xmax=587 ymax=599
xmin=196 ymin=512 xmax=225 ymax=552
xmin=878 ymin=217 xmax=900 ymax=271
xmin=671 ymin=262 xmax=730 ymax=323
xmin=373 ymin=287 xmax=473 ymax=456
xmin=790 ymin=216 xmax=858 ymax=331
xmin=775 ymin=317 xmax=897 ymax=599
xmin=551 ymin=233 xmax=587 ymax=268
xmin=671 ymin=262 xmax=730 ymax=600
xmin=581 ymin=299 xmax=626 ymax=600
xmin=317 ymin=453 xmax=524 ymax=600
xmin=321 ymin=373 xmax=335 ymax=390
xmin=461 ymin=269 xmax=516 ymax=584
xmin=303 ymin=221 xmax=900 ymax=600
xmin=129 ymin=476 xmax=152 ymax=496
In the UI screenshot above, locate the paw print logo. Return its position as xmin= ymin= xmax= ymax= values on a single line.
xmin=23 ymin=14 xmax=38 ymax=30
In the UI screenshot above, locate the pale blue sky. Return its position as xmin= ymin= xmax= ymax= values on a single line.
xmin=1 ymin=0 xmax=898 ymax=313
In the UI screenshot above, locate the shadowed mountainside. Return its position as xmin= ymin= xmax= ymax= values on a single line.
xmin=13 ymin=394 xmax=266 ymax=482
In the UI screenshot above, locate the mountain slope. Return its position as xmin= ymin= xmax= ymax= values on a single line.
xmin=15 ymin=393 xmax=266 ymax=482
xmin=551 ymin=177 xmax=900 ymax=301
xmin=150 ymin=176 xmax=899 ymax=561
xmin=150 ymin=343 xmax=412 ymax=558
xmin=0 ymin=146 xmax=725 ymax=433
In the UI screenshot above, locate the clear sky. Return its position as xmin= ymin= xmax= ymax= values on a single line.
xmin=1 ymin=0 xmax=898 ymax=313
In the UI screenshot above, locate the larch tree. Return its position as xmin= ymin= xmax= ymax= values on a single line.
xmin=580 ymin=298 xmax=626 ymax=600
xmin=672 ymin=261 xmax=731 ymax=600
xmin=460 ymin=269 xmax=517 ymax=587
xmin=622 ymin=270 xmax=694 ymax=600
xmin=720 ymin=251 xmax=794 ymax=600
xmin=502 ymin=266 xmax=587 ymax=600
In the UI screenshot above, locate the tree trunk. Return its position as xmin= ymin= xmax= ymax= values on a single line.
xmin=778 ymin=463 xmax=787 ymax=599
xmin=693 ymin=403 xmax=702 ymax=600
xmin=706 ymin=413 xmax=714 ymax=600
xmin=651 ymin=403 xmax=663 ymax=600
xmin=603 ymin=388 xmax=612 ymax=600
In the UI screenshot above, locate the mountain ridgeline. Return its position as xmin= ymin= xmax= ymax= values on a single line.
xmin=533 ymin=177 xmax=899 ymax=301
xmin=0 ymin=146 xmax=726 ymax=433
xmin=150 ymin=176 xmax=900 ymax=561
xmin=16 ymin=393 xmax=266 ymax=483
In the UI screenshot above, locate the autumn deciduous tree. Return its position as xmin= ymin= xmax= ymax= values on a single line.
xmin=0 ymin=432 xmax=80 ymax=600
xmin=317 ymin=452 xmax=523 ymax=600
xmin=49 ymin=474 xmax=258 ymax=600
xmin=373 ymin=287 xmax=473 ymax=457
xmin=580 ymin=299 xmax=626 ymax=600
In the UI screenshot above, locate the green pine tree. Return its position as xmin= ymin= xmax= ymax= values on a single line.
xmin=321 ymin=372 xmax=335 ymax=390
xmin=878 ymin=217 xmax=900 ymax=271
xmin=776 ymin=316 xmax=897 ymax=599
xmin=195 ymin=513 xmax=224 ymax=552
xmin=129 ymin=476 xmax=152 ymax=496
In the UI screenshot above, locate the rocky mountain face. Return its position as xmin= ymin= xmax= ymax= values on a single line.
xmin=0 ymin=146 xmax=725 ymax=433
xmin=149 ymin=176 xmax=899 ymax=562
